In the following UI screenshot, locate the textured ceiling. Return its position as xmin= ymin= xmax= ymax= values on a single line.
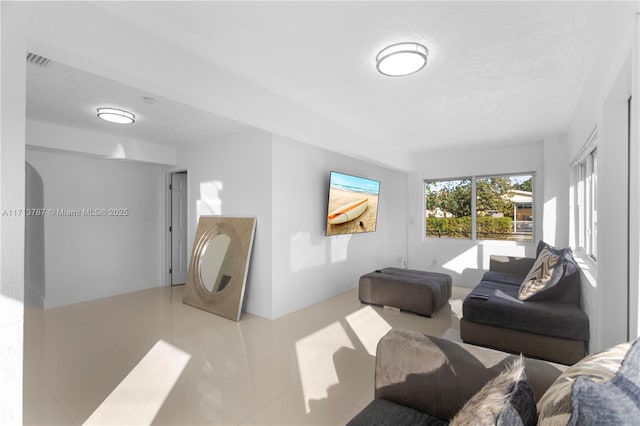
xmin=26 ymin=1 xmax=632 ymax=168
xmin=26 ymin=61 xmax=251 ymax=146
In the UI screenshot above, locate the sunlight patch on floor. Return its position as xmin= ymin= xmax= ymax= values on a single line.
xmin=295 ymin=322 xmax=354 ymax=413
xmin=450 ymin=298 xmax=463 ymax=320
xmin=84 ymin=340 xmax=190 ymax=425
xmin=345 ymin=305 xmax=392 ymax=356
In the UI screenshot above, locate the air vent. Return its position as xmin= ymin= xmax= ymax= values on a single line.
xmin=26 ymin=52 xmax=51 ymax=67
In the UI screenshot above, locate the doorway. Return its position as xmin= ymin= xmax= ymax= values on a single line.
xmin=170 ymin=171 xmax=188 ymax=285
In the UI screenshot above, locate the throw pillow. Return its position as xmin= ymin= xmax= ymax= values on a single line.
xmin=518 ymin=243 xmax=578 ymax=301
xmin=536 ymin=240 xmax=547 ymax=256
xmin=519 ymin=246 xmax=563 ymax=301
xmin=568 ymin=338 xmax=640 ymax=425
xmin=450 ymin=355 xmax=537 ymax=426
xmin=536 ymin=241 xmax=579 ymax=279
xmin=537 ymin=341 xmax=632 ymax=425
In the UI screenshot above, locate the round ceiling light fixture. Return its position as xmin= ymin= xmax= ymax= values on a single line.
xmin=376 ymin=42 xmax=428 ymax=77
xmin=97 ymin=107 xmax=135 ymax=124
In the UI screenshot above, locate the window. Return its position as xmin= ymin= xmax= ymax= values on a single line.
xmin=425 ymin=178 xmax=472 ymax=239
xmin=577 ymin=146 xmax=597 ymax=259
xmin=477 ymin=175 xmax=534 ymax=242
xmin=425 ymin=174 xmax=534 ymax=241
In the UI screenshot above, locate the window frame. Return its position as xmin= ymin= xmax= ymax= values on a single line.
xmin=424 ymin=177 xmax=473 ymax=240
xmin=424 ymin=172 xmax=535 ymax=242
xmin=576 ymin=145 xmax=598 ymax=260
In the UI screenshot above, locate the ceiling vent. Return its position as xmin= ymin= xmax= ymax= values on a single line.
xmin=26 ymin=52 xmax=51 ymax=67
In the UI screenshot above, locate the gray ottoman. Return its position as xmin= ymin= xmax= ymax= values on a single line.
xmin=359 ymin=267 xmax=452 ymax=317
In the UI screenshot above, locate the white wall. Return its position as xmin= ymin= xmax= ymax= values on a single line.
xmin=24 ymin=119 xmax=175 ymax=308
xmin=542 ymin=135 xmax=570 ymax=248
xmin=177 ymin=129 xmax=274 ymax=319
xmin=25 ymin=149 xmax=165 ymax=308
xmin=27 ymin=119 xmax=177 ymax=166
xmin=25 ymin=162 xmax=45 ymax=308
xmin=177 ymin=128 xmax=409 ymax=320
xmin=7 ymin=1 xmax=411 ymax=325
xmin=566 ymin=6 xmax=638 ymax=352
xmin=0 ymin=2 xmax=26 ymax=422
xmin=567 ymin=6 xmax=637 ymax=160
xmin=408 ymin=141 xmax=547 ymax=287
xmin=271 ymin=135 xmax=408 ymax=318
xmin=596 ymin=97 xmax=630 ymax=351
xmin=630 ymin=14 xmax=640 ymax=342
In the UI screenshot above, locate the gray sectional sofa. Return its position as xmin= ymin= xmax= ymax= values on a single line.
xmin=349 ymin=329 xmax=638 ymax=425
xmin=460 ymin=254 xmax=589 ymax=365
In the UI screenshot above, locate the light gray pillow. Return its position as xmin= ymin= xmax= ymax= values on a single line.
xmin=537 ymin=341 xmax=630 ymax=425
xmin=568 ymin=338 xmax=640 ymax=425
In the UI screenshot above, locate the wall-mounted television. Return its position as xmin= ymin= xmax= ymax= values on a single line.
xmin=326 ymin=171 xmax=380 ymax=236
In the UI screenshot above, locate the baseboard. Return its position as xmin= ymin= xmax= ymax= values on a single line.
xmin=43 ymin=278 xmax=163 ymax=309
xmin=242 ymin=298 xmax=273 ymax=319
xmin=271 ymin=280 xmax=356 ymax=319
xmin=24 ymin=285 xmax=44 ymax=308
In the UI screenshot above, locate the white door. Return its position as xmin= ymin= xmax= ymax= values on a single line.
xmin=171 ymin=172 xmax=188 ymax=285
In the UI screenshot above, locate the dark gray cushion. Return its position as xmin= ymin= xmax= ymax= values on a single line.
xmin=347 ymin=398 xmax=448 ymax=426
xmin=359 ymin=268 xmax=452 ymax=316
xmin=501 ymin=380 xmax=537 ymax=426
xmin=484 ymin=261 xmax=580 ymax=305
xmin=381 ymin=267 xmax=453 ymax=285
xmin=380 ymin=267 xmax=453 ymax=299
xmin=483 ymin=270 xmax=526 ymax=287
xmin=463 ymin=280 xmax=589 ymax=341
xmin=568 ymin=338 xmax=640 ymax=425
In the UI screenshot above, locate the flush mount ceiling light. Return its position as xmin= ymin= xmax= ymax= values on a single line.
xmin=97 ymin=107 xmax=135 ymax=124
xmin=376 ymin=42 xmax=428 ymax=77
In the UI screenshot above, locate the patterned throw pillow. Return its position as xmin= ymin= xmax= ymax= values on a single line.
xmin=450 ymin=356 xmax=537 ymax=426
xmin=518 ymin=246 xmax=562 ymax=300
xmin=537 ymin=341 xmax=632 ymax=425
xmin=536 ymin=239 xmax=551 ymax=256
xmin=518 ymin=243 xmax=577 ymax=301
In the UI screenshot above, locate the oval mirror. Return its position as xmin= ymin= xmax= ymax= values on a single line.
xmin=199 ymin=234 xmax=235 ymax=293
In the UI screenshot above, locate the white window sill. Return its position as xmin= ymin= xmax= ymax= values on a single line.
xmin=573 ymin=249 xmax=598 ymax=288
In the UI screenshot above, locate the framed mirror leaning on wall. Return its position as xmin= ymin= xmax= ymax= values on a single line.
xmin=183 ymin=216 xmax=257 ymax=321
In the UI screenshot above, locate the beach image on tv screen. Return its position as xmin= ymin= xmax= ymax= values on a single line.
xmin=326 ymin=172 xmax=380 ymax=236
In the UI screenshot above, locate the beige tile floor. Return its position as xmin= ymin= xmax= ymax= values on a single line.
xmin=24 ymin=285 xmax=470 ymax=425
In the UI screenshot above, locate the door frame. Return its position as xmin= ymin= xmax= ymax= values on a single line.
xmin=164 ymin=168 xmax=189 ymax=286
